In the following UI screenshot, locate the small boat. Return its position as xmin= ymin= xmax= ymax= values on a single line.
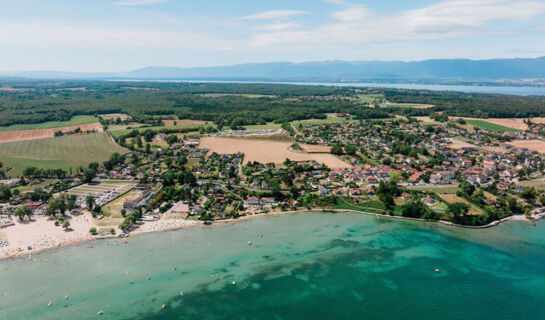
xmin=147 ymin=276 xmax=151 ymax=280
xmin=48 ymin=301 xmax=53 ymax=307
xmin=97 ymin=311 xmax=104 ymax=315
xmin=162 ymin=304 xmax=166 ymax=309
xmin=204 ymin=221 xmax=212 ymax=225
xmin=248 ymin=241 xmax=252 ymax=246
xmin=435 ymin=269 xmax=440 ymax=273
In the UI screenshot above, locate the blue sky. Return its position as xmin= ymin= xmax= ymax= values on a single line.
xmin=1 ymin=0 xmax=545 ymax=72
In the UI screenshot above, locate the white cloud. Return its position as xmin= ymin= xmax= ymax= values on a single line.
xmin=250 ymin=0 xmax=545 ymax=48
xmin=332 ymin=7 xmax=369 ymax=21
xmin=0 ymin=21 xmax=234 ymax=51
xmin=404 ymin=0 xmax=545 ymax=32
xmin=239 ymin=10 xmax=307 ymax=21
xmin=261 ymin=22 xmax=300 ymax=31
xmin=114 ymin=0 xmax=166 ymax=6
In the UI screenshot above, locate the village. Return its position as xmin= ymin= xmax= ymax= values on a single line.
xmin=2 ymin=112 xmax=545 ymax=256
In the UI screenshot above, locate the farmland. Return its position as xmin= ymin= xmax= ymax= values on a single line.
xmin=0 ymin=115 xmax=98 ymax=132
xmin=0 ymin=133 xmax=128 ymax=176
xmin=0 ymin=122 xmax=103 ymax=144
xmin=464 ymin=119 xmax=521 ymax=132
xmin=200 ymin=137 xmax=350 ymax=168
xmin=109 ymin=123 xmax=215 ymax=138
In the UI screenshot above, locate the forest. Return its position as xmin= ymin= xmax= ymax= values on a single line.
xmin=1 ymin=80 xmax=545 ymax=128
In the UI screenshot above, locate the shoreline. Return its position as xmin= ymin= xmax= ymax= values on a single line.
xmin=1 ymin=208 xmax=543 ymax=261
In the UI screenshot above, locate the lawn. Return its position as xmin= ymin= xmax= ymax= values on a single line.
xmin=13 ymin=179 xmax=57 ymax=193
xmin=0 ymin=115 xmax=98 ymax=132
xmin=0 ymin=133 xmax=128 ymax=176
xmin=102 ymin=189 xmax=139 ymax=218
xmin=465 ymin=120 xmax=521 ymax=133
xmin=334 ymin=197 xmax=386 ymax=214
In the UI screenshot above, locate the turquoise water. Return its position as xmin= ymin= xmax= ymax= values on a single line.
xmin=1 ymin=212 xmax=545 ymax=319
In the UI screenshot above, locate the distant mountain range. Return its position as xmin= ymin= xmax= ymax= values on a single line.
xmin=2 ymin=57 xmax=545 ymax=83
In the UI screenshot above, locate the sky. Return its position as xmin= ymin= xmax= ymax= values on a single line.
xmin=1 ymin=0 xmax=545 ymax=72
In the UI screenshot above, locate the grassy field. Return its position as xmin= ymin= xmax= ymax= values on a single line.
xmin=351 ymin=94 xmax=384 ymax=104
xmin=0 ymin=115 xmax=98 ymax=132
xmin=110 ymin=124 xmax=215 ymax=137
xmin=13 ymin=179 xmax=57 ymax=193
xmin=102 ymin=189 xmax=139 ymax=218
xmin=244 ymin=123 xmax=283 ymax=130
xmin=0 ymin=133 xmax=128 ymax=176
xmin=197 ymin=93 xmax=276 ymax=98
xmin=465 ymin=120 xmax=521 ymax=133
xmin=334 ymin=198 xmax=386 ymax=214
xmin=292 ymin=117 xmax=355 ymax=126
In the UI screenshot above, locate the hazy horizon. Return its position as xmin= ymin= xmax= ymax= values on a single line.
xmin=2 ymin=0 xmax=545 ymax=72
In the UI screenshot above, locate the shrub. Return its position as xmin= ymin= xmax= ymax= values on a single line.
xmin=89 ymin=227 xmax=98 ymax=235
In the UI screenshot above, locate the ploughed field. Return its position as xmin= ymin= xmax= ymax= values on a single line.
xmin=0 ymin=133 xmax=128 ymax=176
xmin=200 ymin=137 xmax=350 ymax=168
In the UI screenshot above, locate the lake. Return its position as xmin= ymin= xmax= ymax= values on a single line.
xmin=117 ymin=80 xmax=545 ymax=96
xmin=1 ymin=212 xmax=544 ymax=319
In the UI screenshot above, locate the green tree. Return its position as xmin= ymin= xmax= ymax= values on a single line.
xmin=13 ymin=205 xmax=33 ymax=221
xmin=0 ymin=185 xmax=11 ymax=201
xmin=86 ymin=195 xmax=95 ymax=210
xmin=82 ymin=168 xmax=96 ymax=183
xmin=459 ymin=181 xmax=475 ymax=197
xmin=447 ymin=202 xmax=470 ymax=223
xmin=521 ymin=187 xmax=537 ymax=202
xmin=62 ymin=220 xmax=71 ymax=230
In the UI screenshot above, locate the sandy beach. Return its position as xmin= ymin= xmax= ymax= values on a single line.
xmin=0 ymin=214 xmax=198 ymax=259
xmin=0 ymin=214 xmax=96 ymax=258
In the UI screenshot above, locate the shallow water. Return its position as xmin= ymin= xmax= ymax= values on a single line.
xmin=1 ymin=212 xmax=544 ymax=319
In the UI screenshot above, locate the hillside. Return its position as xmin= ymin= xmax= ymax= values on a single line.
xmin=2 ymin=57 xmax=545 ymax=82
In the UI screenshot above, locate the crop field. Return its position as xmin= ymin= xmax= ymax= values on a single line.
xmin=0 ymin=115 xmax=98 ymax=132
xmin=200 ymin=137 xmax=350 ymax=168
xmin=100 ymin=113 xmax=131 ymax=121
xmin=465 ymin=119 xmax=521 ymax=132
xmin=0 ymin=122 xmax=103 ymax=144
xmin=507 ymin=139 xmax=545 ymax=153
xmin=0 ymin=133 xmax=128 ymax=176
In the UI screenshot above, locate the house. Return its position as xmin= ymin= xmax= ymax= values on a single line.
xmin=422 ymin=196 xmax=436 ymax=205
xmin=401 ymin=192 xmax=411 ymax=200
xmin=245 ymin=197 xmax=261 ymax=208
xmin=349 ymin=189 xmax=362 ymax=197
